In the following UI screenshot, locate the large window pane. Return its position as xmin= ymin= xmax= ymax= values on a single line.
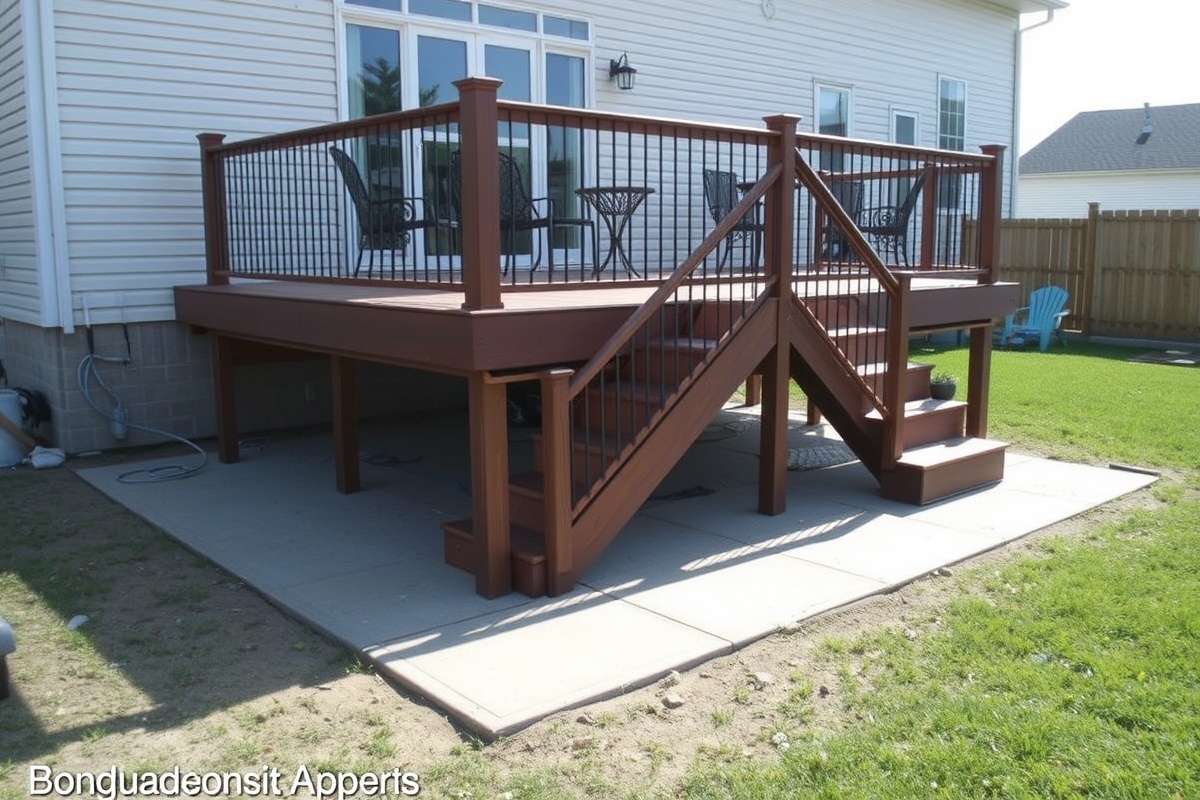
xmin=418 ymin=35 xmax=467 ymax=106
xmin=347 ymin=25 xmax=402 ymax=118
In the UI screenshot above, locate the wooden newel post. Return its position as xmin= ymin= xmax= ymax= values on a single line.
xmin=978 ymin=144 xmax=1006 ymax=285
xmin=198 ymin=133 xmax=228 ymax=286
xmin=455 ymin=77 xmax=503 ymax=311
xmin=883 ymin=274 xmax=911 ymax=468
xmin=757 ymin=114 xmax=801 ymax=517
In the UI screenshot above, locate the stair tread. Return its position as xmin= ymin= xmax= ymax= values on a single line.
xmin=826 ymin=325 xmax=886 ymax=337
xmin=441 ymin=518 xmax=546 ymax=561
xmin=895 ymin=437 xmax=1008 ymax=468
xmin=864 ymin=397 xmax=966 ymax=420
xmin=857 ymin=360 xmax=932 ymax=378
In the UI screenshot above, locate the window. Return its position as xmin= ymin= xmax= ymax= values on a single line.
xmin=816 ymin=84 xmax=850 ymax=172
xmin=937 ymin=77 xmax=966 ymax=209
xmin=339 ymin=2 xmax=591 ymax=266
xmin=937 ymin=78 xmax=966 ymax=151
xmin=892 ymin=110 xmax=918 ymax=146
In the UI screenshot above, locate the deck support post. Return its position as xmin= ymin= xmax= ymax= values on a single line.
xmin=455 ymin=77 xmax=503 ymax=312
xmin=210 ymin=333 xmax=240 ymax=464
xmin=757 ymin=114 xmax=800 ymax=516
xmin=965 ymin=325 xmax=992 ymax=438
xmin=469 ymin=372 xmax=511 ymax=598
xmin=540 ymin=369 xmax=575 ymax=596
xmin=330 ymin=355 xmax=360 ymax=494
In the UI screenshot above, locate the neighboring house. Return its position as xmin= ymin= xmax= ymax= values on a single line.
xmin=0 ymin=0 xmax=1062 ymax=454
xmin=1018 ymin=102 xmax=1200 ymax=218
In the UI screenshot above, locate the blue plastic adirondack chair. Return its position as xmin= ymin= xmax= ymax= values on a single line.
xmin=1000 ymin=285 xmax=1070 ymax=351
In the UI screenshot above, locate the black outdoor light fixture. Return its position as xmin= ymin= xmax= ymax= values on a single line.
xmin=609 ymin=53 xmax=637 ymax=91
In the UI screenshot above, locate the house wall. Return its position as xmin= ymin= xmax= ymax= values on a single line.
xmin=1017 ymin=171 xmax=1200 ymax=218
xmin=2 ymin=0 xmax=1025 ymax=453
xmin=0 ymin=1 xmax=40 ymax=323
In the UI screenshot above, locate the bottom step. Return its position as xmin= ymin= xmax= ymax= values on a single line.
xmin=441 ymin=519 xmax=547 ymax=597
xmin=880 ymin=437 xmax=1008 ymax=505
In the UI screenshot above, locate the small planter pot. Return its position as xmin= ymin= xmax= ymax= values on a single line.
xmin=929 ymin=381 xmax=957 ymax=400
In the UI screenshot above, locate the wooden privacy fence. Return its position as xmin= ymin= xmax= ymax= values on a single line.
xmin=967 ymin=202 xmax=1200 ymax=343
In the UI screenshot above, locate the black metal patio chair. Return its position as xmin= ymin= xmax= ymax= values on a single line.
xmin=859 ymin=171 xmax=928 ymax=267
xmin=703 ymin=168 xmax=765 ymax=274
xmin=329 ymin=146 xmax=435 ymax=278
xmin=449 ymin=150 xmax=596 ymax=276
xmin=820 ymin=178 xmax=865 ymax=262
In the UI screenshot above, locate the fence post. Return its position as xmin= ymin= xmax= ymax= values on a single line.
xmin=1080 ymin=201 xmax=1101 ymax=337
xmin=198 ymin=133 xmax=228 ymax=286
xmin=455 ymin=77 xmax=503 ymax=311
xmin=757 ymin=113 xmax=800 ymax=516
xmin=978 ymin=144 xmax=1005 ymax=285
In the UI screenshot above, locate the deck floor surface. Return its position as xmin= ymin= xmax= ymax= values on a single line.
xmin=76 ymin=406 xmax=1155 ymax=737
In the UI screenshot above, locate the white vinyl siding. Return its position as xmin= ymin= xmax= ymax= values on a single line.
xmin=1018 ymin=171 xmax=1200 ymax=219
xmin=51 ymin=0 xmax=339 ymax=325
xmin=0 ymin=2 xmax=40 ymax=324
xmin=14 ymin=0 xmax=1022 ymax=327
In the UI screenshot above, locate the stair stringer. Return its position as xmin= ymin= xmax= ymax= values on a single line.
xmin=786 ymin=298 xmax=886 ymax=479
xmin=567 ymin=299 xmax=779 ymax=581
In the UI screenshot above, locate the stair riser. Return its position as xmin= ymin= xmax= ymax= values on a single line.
xmin=532 ymin=435 xmax=620 ymax=482
xmin=509 ymin=486 xmax=544 ymax=531
xmin=860 ymin=367 xmax=937 ymax=409
xmin=804 ymin=296 xmax=873 ymax=329
xmin=900 ymin=405 xmax=966 ymax=447
xmin=881 ymin=449 xmax=1006 ymax=505
xmin=625 ymin=347 xmax=707 ymax=389
xmin=441 ymin=523 xmax=547 ymax=597
xmin=576 ymin=389 xmax=663 ymax=438
xmin=831 ymin=329 xmax=887 ymax=366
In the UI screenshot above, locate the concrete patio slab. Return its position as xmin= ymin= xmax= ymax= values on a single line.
xmin=76 ymin=407 xmax=1157 ymax=737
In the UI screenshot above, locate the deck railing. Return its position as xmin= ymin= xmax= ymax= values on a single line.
xmin=199 ymin=78 xmax=1002 ymax=307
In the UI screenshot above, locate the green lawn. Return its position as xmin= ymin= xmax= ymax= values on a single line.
xmin=685 ymin=340 xmax=1200 ymax=799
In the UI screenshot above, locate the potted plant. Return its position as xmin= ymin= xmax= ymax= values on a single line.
xmin=929 ymin=370 xmax=957 ymax=400
xmin=926 ymin=374 xmax=955 ymax=402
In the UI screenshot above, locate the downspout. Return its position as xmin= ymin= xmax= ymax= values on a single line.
xmin=22 ymin=0 xmax=73 ymax=333
xmin=1011 ymin=8 xmax=1057 ymax=217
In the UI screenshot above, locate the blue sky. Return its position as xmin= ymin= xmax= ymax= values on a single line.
xmin=1018 ymin=0 xmax=1196 ymax=153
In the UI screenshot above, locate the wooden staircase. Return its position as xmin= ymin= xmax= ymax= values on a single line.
xmin=442 ymin=281 xmax=1007 ymax=598
xmin=788 ymin=287 xmax=1008 ymax=505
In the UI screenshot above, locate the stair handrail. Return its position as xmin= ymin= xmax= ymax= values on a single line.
xmin=792 ymin=149 xmax=911 ymax=446
xmin=565 ymin=164 xmax=783 ymax=396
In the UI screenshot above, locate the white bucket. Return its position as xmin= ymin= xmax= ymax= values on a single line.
xmin=0 ymin=389 xmax=25 ymax=467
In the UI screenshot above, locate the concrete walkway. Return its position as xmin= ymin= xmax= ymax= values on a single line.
xmin=77 ymin=408 xmax=1155 ymax=737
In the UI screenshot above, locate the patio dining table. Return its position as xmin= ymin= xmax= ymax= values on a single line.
xmin=576 ymin=186 xmax=655 ymax=278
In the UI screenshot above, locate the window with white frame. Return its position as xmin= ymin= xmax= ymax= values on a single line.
xmin=816 ymin=84 xmax=851 ymax=172
xmin=339 ymin=1 xmax=592 ymax=263
xmin=937 ymin=77 xmax=966 ymax=209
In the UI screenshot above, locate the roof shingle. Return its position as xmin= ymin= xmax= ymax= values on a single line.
xmin=1020 ymin=103 xmax=1200 ymax=174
